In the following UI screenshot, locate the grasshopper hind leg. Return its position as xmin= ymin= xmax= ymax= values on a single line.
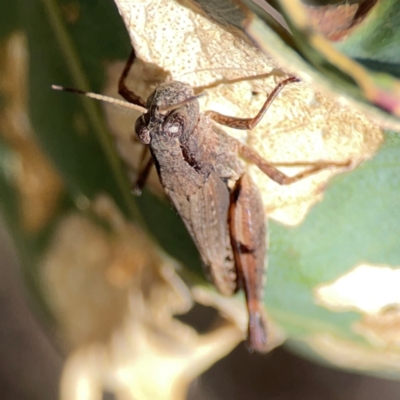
xmin=229 ymin=173 xmax=269 ymax=352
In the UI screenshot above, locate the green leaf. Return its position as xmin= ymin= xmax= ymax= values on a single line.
xmin=267 ymin=131 xmax=400 ymax=342
xmin=338 ymin=0 xmax=400 ymax=69
xmin=23 ymin=0 xmax=136 ymax=218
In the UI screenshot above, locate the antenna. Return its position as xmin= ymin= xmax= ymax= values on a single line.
xmin=51 ymin=85 xmax=148 ymax=114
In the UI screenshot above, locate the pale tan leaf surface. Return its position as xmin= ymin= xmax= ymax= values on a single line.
xmin=112 ymin=0 xmax=382 ymax=226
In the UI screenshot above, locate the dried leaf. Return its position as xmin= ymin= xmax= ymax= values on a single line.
xmin=113 ymin=0 xmax=382 ymax=225
xmin=41 ymin=195 xmax=243 ymax=400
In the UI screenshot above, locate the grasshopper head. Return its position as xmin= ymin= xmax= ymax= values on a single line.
xmin=135 ymin=81 xmax=200 ymax=145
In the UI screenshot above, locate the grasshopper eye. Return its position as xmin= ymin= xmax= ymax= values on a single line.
xmin=167 ymin=122 xmax=181 ymax=136
xmin=135 ymin=115 xmax=151 ymax=144
xmin=163 ymin=111 xmax=184 ymax=138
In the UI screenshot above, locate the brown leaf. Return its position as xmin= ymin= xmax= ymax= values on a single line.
xmin=303 ymin=1 xmax=378 ymax=41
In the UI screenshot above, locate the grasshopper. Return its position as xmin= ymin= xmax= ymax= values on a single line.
xmin=53 ymin=49 xmax=350 ymax=352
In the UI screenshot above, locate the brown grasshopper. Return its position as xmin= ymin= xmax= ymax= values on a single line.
xmin=53 ymin=49 xmax=350 ymax=352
